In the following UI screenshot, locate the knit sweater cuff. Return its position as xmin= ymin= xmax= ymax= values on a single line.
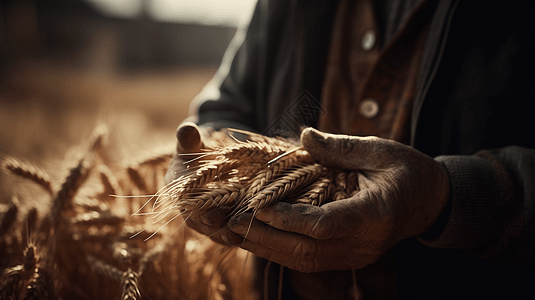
xmin=418 ymin=155 xmax=501 ymax=249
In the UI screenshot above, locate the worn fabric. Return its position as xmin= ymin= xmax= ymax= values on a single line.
xmin=190 ymin=0 xmax=535 ymax=298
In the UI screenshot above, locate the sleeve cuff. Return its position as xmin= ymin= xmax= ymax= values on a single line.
xmin=418 ymin=155 xmax=501 ymax=249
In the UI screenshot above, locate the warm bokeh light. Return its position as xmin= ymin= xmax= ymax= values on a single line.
xmin=85 ymin=0 xmax=258 ymax=26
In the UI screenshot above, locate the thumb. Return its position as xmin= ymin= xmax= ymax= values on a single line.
xmin=175 ymin=122 xmax=204 ymax=154
xmin=300 ymin=127 xmax=392 ymax=170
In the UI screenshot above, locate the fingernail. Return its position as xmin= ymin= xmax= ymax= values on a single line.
xmin=255 ymin=209 xmax=272 ymax=224
xmin=230 ymin=225 xmax=247 ymax=236
xmin=309 ymin=128 xmax=324 ymax=140
xmin=302 ymin=128 xmax=327 ymax=146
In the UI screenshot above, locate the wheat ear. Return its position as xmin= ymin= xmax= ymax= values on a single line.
xmin=178 ymin=182 xmax=244 ymax=213
xmin=294 ymin=176 xmax=333 ymax=206
xmin=50 ymin=159 xmax=92 ymax=227
xmin=243 ymin=152 xmax=305 ymax=201
xmin=21 ymin=267 xmax=50 ymax=300
xmin=121 ymin=269 xmax=141 ymax=300
xmin=2 ymin=156 xmax=54 ymax=195
xmin=246 ymin=164 xmax=326 ymax=211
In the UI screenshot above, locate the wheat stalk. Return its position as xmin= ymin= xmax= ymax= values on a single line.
xmin=127 ymin=167 xmax=148 ymax=192
xmin=0 ymin=201 xmax=18 ymax=236
xmin=98 ymin=165 xmax=122 ymax=198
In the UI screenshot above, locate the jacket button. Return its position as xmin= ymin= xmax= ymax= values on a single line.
xmin=359 ymin=98 xmax=380 ymax=119
xmin=362 ymin=30 xmax=376 ymax=51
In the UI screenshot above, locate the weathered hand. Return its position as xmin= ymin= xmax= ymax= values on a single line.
xmin=165 ymin=122 xmax=243 ymax=245
xmin=228 ymin=128 xmax=450 ymax=272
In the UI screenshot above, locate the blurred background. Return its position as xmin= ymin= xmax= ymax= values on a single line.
xmin=0 ymin=0 xmax=257 ymax=195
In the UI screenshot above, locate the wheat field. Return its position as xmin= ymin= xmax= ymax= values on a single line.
xmin=0 ymin=123 xmax=362 ymax=300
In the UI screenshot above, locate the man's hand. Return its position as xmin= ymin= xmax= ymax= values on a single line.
xmin=228 ymin=127 xmax=450 ymax=272
xmin=165 ymin=122 xmax=243 ymax=245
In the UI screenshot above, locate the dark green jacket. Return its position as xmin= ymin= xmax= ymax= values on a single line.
xmin=191 ymin=0 xmax=535 ymax=298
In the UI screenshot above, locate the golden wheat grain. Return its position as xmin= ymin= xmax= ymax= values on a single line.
xmin=243 ymin=153 xmax=304 ymax=201
xmin=2 ymin=157 xmax=54 ymax=195
xmin=180 ymin=182 xmax=244 ymax=213
xmin=50 ymin=158 xmax=92 ymax=227
xmin=121 ymin=269 xmax=141 ymax=300
xmin=295 ymin=176 xmax=333 ymax=206
xmin=246 ymin=164 xmax=326 ymax=211
xmin=171 ymin=159 xmax=241 ymax=195
xmin=213 ymin=140 xmax=288 ymax=163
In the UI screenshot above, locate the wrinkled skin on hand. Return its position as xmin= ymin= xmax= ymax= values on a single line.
xmin=227 ymin=128 xmax=450 ymax=273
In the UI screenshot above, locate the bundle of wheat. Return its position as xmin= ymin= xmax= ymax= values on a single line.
xmin=155 ymin=128 xmax=360 ymax=221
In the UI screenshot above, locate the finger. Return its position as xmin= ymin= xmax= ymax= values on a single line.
xmin=176 ymin=122 xmax=204 ymax=154
xmin=229 ymin=212 xmax=353 ymax=259
xmin=300 ymin=127 xmax=397 ymax=170
xmin=254 ymin=197 xmax=385 ymax=240
xmin=185 ymin=219 xmax=243 ymax=245
xmin=251 ymin=202 xmax=333 ymax=239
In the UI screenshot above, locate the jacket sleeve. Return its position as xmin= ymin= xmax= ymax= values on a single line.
xmin=419 ymin=146 xmax=535 ymax=263
xmin=189 ymin=1 xmax=266 ymax=132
